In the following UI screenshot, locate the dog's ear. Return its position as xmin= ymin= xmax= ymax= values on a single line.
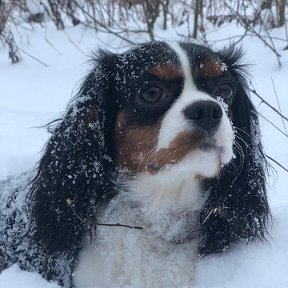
xmin=199 ymin=46 xmax=270 ymax=255
xmin=29 ymin=51 xmax=118 ymax=254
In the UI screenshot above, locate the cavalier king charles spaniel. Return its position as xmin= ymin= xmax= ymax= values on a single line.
xmin=0 ymin=41 xmax=270 ymax=288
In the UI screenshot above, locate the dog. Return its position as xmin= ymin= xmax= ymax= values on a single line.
xmin=0 ymin=41 xmax=270 ymax=288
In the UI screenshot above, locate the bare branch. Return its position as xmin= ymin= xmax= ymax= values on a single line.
xmin=97 ymin=222 xmax=144 ymax=230
xmin=18 ymin=47 xmax=48 ymax=67
xmin=224 ymin=1 xmax=282 ymax=66
xmin=266 ymin=154 xmax=288 ymax=173
xmin=1 ymin=29 xmax=21 ymax=63
xmin=271 ymin=77 xmax=288 ymax=134
xmin=249 ymin=88 xmax=288 ymax=122
xmin=259 ymin=113 xmax=288 ymax=139
xmin=47 ymin=0 xmax=64 ymax=30
xmin=66 ymin=198 xmax=143 ymax=230
xmin=70 ymin=0 xmax=136 ymax=45
xmin=0 ymin=0 xmax=15 ymax=35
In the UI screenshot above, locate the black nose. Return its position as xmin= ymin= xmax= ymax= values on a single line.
xmin=183 ymin=100 xmax=223 ymax=131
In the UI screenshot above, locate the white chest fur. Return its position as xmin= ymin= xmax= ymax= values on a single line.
xmin=74 ymin=170 xmax=208 ymax=288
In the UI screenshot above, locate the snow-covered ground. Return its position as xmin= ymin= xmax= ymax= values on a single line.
xmin=0 ymin=20 xmax=288 ymax=288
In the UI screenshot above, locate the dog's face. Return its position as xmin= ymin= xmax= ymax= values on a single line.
xmin=113 ymin=42 xmax=235 ymax=181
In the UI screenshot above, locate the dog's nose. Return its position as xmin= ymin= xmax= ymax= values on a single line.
xmin=183 ymin=100 xmax=223 ymax=131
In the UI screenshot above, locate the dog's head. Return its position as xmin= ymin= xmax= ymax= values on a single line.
xmin=30 ymin=41 xmax=270 ymax=255
xmin=114 ymin=42 xmax=233 ymax=177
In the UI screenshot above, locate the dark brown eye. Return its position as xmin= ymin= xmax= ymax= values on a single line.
xmin=141 ymin=86 xmax=164 ymax=103
xmin=216 ymin=83 xmax=234 ymax=100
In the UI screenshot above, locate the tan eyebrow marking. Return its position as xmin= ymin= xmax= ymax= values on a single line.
xmin=199 ymin=59 xmax=225 ymax=79
xmin=150 ymin=64 xmax=182 ymax=80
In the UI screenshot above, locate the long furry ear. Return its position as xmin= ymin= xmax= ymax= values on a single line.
xmin=199 ymin=46 xmax=271 ymax=255
xmin=29 ymin=51 xmax=117 ymax=254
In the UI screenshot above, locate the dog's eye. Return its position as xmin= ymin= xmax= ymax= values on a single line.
xmin=140 ymin=86 xmax=164 ymax=103
xmin=216 ymin=83 xmax=234 ymax=100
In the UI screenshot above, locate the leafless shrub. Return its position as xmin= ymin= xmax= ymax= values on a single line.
xmin=46 ymin=0 xmax=65 ymax=30
xmin=1 ymin=0 xmax=287 ymax=62
xmin=0 ymin=0 xmax=22 ymax=64
xmin=142 ymin=0 xmax=161 ymax=41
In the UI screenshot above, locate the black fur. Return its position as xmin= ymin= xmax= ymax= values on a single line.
xmin=30 ymin=52 xmax=118 ymax=254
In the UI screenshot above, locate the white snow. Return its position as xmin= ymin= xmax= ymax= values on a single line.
xmin=0 ymin=19 xmax=287 ymax=288
xmin=0 ymin=265 xmax=59 ymax=288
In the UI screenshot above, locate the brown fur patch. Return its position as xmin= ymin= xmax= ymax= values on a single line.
xmin=194 ymin=174 xmax=206 ymax=180
xmin=114 ymin=111 xmax=161 ymax=173
xmin=150 ymin=64 xmax=182 ymax=80
xmin=146 ymin=131 xmax=205 ymax=174
xmin=199 ymin=60 xmax=224 ymax=79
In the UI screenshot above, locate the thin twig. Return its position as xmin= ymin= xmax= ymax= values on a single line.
xmin=224 ymin=2 xmax=282 ymax=67
xmin=63 ymin=29 xmax=86 ymax=56
xmin=284 ymin=18 xmax=288 ymax=49
xmin=259 ymin=113 xmax=288 ymax=139
xmin=71 ymin=0 xmax=135 ymax=45
xmin=0 ymin=0 xmax=16 ymax=34
xmin=18 ymin=47 xmax=49 ymax=67
xmin=97 ymin=222 xmax=144 ymax=230
xmin=271 ymin=77 xmax=288 ymax=134
xmin=66 ymin=199 xmax=144 ymax=230
xmin=266 ymin=154 xmax=288 ymax=173
xmin=78 ymin=25 xmax=88 ymax=45
xmin=250 ymin=88 xmax=288 ymax=122
xmin=247 ymin=0 xmax=282 ymax=67
xmin=207 ymin=33 xmax=287 ymax=44
xmin=45 ymin=25 xmax=62 ymax=56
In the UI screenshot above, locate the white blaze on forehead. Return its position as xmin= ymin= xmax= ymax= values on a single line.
xmin=167 ymin=42 xmax=195 ymax=90
xmin=157 ymin=42 xmax=211 ymax=149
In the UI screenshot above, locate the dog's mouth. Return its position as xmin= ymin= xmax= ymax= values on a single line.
xmin=146 ymin=131 xmax=227 ymax=175
xmin=199 ymin=141 xmax=226 ymax=157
